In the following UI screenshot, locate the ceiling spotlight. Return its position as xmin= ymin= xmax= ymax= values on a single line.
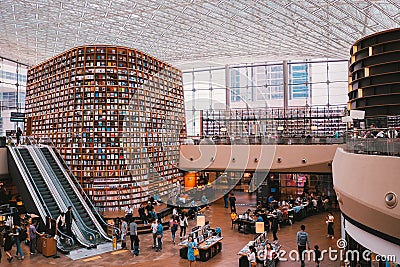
xmin=277 ymin=158 xmax=282 ymax=163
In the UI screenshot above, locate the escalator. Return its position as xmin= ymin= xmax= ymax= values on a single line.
xmin=8 ymin=144 xmax=117 ymax=253
xmin=17 ymin=148 xmax=60 ymax=218
xmin=8 ymin=147 xmax=76 ymax=253
xmin=39 ymin=147 xmax=102 ymax=240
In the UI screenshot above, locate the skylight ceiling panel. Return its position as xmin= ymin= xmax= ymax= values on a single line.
xmin=368 ymin=3 xmax=400 ymax=29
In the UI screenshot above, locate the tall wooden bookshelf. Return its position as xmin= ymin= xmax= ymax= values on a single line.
xmin=25 ymin=45 xmax=186 ymax=212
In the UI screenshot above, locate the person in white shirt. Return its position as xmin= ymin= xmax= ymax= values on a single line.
xmin=120 ymin=217 xmax=128 ymax=249
xmin=172 ymin=207 xmax=179 ymax=217
xmin=151 ymin=219 xmax=158 ymax=248
xmin=125 ymin=205 xmax=133 ymax=221
xmin=56 ymin=212 xmax=66 ymax=232
xmin=179 ymin=214 xmax=188 ymax=240
xmin=247 ymin=246 xmax=257 ymax=267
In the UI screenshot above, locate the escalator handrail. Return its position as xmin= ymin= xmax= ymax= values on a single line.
xmin=30 ymin=146 xmax=99 ymax=244
xmin=47 ymin=145 xmax=119 ymax=239
xmin=37 ymin=146 xmax=104 ymax=242
xmin=10 ymin=147 xmax=49 ymax=220
xmin=25 ymin=146 xmax=94 ymax=248
xmin=10 ymin=147 xmax=75 ymax=249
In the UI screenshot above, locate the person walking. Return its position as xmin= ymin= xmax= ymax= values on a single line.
xmin=170 ymin=216 xmax=178 ymax=244
xmin=13 ymin=224 xmax=24 ymax=260
xmin=229 ymin=193 xmax=237 ymax=213
xmin=3 ymin=225 xmax=14 ymax=262
xmin=326 ymin=212 xmax=334 ymax=239
xmin=297 ymin=225 xmax=311 ymax=267
xmin=179 ymin=214 xmax=188 ymax=240
xmin=155 ymin=220 xmax=164 ymax=252
xmin=187 ymin=235 xmax=197 ymax=267
xmin=151 ymin=219 xmax=158 ymax=249
xmin=65 ymin=206 xmax=75 ymax=237
xmin=120 ymin=217 xmax=128 ymax=249
xmin=314 ymin=245 xmax=322 ymax=267
xmin=129 ymin=219 xmax=138 ymax=252
xmin=29 ymin=221 xmax=38 ymax=254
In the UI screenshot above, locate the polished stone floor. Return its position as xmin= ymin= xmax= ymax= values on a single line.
xmin=3 ymin=192 xmax=342 ymax=267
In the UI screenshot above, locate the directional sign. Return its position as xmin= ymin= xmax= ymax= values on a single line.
xmin=10 ymin=112 xmax=25 ymax=118
xmin=10 ymin=117 xmax=25 ymax=122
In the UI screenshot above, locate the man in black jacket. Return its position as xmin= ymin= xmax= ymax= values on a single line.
xmin=65 ymin=206 xmax=75 ymax=237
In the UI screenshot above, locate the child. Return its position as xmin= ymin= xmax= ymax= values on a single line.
xmin=133 ymin=235 xmax=140 ymax=256
xmin=314 ymin=245 xmax=321 ymax=267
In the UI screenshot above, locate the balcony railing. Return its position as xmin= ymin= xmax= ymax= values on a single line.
xmin=344 ymin=138 xmax=400 ymax=157
xmin=181 ymin=136 xmax=344 ymax=145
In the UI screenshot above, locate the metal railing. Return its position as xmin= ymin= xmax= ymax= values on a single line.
xmin=181 ymin=136 xmax=345 ymax=145
xmin=344 ymin=138 xmax=400 ymax=157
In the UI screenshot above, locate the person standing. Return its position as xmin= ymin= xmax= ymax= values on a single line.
xmin=297 ymin=225 xmax=311 ymax=267
xmin=247 ymin=245 xmax=256 ymax=267
xmin=170 ymin=216 xmax=178 ymax=244
xmin=187 ymin=235 xmax=197 ymax=267
xmin=265 ymin=243 xmax=277 ymax=267
xmin=271 ymin=215 xmax=279 ymax=243
xmin=151 ymin=219 xmax=158 ymax=249
xmin=229 ymin=193 xmax=237 ymax=213
xmin=133 ymin=235 xmax=140 ymax=256
xmin=16 ymin=127 xmax=22 ymax=146
xmin=179 ymin=214 xmax=188 ymax=240
xmin=155 ymin=220 xmax=164 ymax=252
xmin=56 ymin=212 xmax=66 ymax=233
xmin=125 ymin=205 xmax=133 ymax=222
xmin=138 ymin=203 xmax=148 ymax=225
xmin=13 ymin=224 xmax=24 ymax=260
xmin=29 ymin=221 xmax=38 ymax=254
xmin=326 ymin=212 xmax=335 ymax=239
xmin=65 ymin=206 xmax=75 ymax=237
xmin=120 ymin=217 xmax=128 ymax=249
xmin=223 ymin=193 xmax=229 ymax=208
xmin=129 ymin=219 xmax=138 ymax=252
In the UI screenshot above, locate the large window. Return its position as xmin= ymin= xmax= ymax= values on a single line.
xmin=182 ymin=59 xmax=348 ymax=136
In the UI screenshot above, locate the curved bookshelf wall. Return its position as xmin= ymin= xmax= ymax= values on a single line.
xmin=26 ymin=45 xmax=186 ymax=212
xmin=348 ymin=28 xmax=400 ymax=123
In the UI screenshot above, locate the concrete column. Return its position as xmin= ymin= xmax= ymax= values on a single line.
xmin=225 ymin=64 xmax=230 ymax=110
xmin=283 ymin=60 xmax=289 ymax=113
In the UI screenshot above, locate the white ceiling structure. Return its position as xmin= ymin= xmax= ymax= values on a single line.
xmin=1 ymin=0 xmax=400 ymax=69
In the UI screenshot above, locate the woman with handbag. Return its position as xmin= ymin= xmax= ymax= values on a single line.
xmin=187 ymin=236 xmax=197 ymax=267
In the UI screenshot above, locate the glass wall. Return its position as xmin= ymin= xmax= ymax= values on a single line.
xmin=0 ymin=58 xmax=28 ymax=136
xmin=183 ymin=59 xmax=348 ymax=136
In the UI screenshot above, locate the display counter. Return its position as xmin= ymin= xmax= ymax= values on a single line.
xmin=237 ymin=232 xmax=281 ymax=267
xmin=179 ymin=236 xmax=223 ymax=262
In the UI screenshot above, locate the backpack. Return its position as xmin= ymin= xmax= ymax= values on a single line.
xmin=19 ymin=228 xmax=28 ymax=242
xmin=171 ymin=223 xmax=178 ymax=232
xmin=298 ymin=231 xmax=308 ymax=246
